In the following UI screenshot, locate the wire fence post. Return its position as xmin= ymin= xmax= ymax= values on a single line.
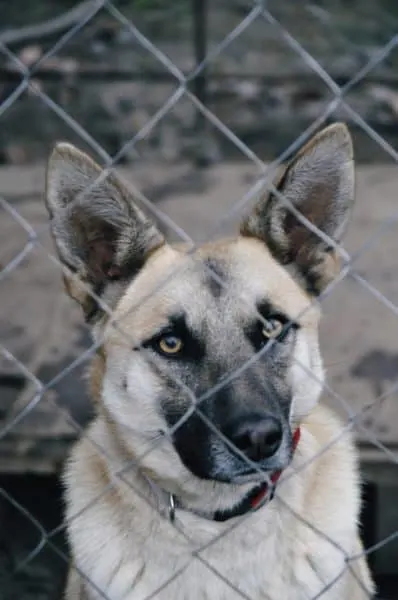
xmin=191 ymin=0 xmax=217 ymax=166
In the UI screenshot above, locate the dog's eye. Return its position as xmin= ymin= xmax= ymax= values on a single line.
xmin=262 ymin=318 xmax=284 ymax=341
xmin=157 ymin=334 xmax=183 ymax=356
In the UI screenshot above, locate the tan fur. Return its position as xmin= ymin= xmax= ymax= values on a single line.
xmin=45 ymin=123 xmax=375 ymax=599
xmin=88 ymin=347 xmax=106 ymax=404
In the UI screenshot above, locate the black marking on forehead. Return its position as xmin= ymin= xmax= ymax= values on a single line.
xmin=203 ymin=257 xmax=227 ymax=298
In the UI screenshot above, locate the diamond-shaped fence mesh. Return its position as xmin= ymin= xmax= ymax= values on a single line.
xmin=1 ymin=1 xmax=398 ymax=598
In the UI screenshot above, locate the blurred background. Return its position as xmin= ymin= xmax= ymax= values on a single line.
xmin=1 ymin=0 xmax=398 ymax=598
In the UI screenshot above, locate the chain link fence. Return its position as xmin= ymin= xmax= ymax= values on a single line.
xmin=1 ymin=0 xmax=398 ymax=598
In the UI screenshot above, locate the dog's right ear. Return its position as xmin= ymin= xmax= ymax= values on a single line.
xmin=45 ymin=143 xmax=165 ymax=322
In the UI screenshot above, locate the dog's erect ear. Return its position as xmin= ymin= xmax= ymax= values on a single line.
xmin=240 ymin=123 xmax=354 ymax=294
xmin=45 ymin=143 xmax=164 ymax=321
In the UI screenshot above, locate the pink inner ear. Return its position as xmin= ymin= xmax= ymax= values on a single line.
xmin=88 ymin=238 xmax=118 ymax=280
xmin=283 ymin=181 xmax=334 ymax=251
xmin=107 ymin=264 xmax=122 ymax=278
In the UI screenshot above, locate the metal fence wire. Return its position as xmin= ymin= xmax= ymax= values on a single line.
xmin=1 ymin=0 xmax=398 ymax=598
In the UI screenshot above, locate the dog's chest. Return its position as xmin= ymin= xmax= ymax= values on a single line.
xmin=126 ymin=509 xmax=345 ymax=600
xmin=68 ymin=477 xmax=347 ymax=600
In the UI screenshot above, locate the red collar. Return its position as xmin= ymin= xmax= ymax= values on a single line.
xmin=212 ymin=427 xmax=301 ymax=522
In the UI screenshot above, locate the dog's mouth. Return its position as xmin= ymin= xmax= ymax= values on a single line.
xmin=207 ymin=427 xmax=300 ymax=485
xmin=206 ymin=443 xmax=291 ymax=484
xmin=210 ymin=459 xmax=288 ymax=485
xmin=227 ymin=469 xmax=280 ymax=485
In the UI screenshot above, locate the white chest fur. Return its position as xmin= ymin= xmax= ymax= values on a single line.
xmin=66 ymin=464 xmax=349 ymax=600
xmin=64 ymin=410 xmax=371 ymax=600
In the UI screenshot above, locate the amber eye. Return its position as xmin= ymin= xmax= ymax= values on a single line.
xmin=262 ymin=318 xmax=284 ymax=341
xmin=158 ymin=334 xmax=183 ymax=355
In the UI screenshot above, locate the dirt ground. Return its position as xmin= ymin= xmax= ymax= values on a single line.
xmin=2 ymin=159 xmax=398 ymax=473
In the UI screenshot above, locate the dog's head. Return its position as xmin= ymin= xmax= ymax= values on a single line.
xmin=45 ymin=124 xmax=354 ymax=495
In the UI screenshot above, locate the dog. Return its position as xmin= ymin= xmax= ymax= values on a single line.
xmin=45 ymin=122 xmax=375 ymax=599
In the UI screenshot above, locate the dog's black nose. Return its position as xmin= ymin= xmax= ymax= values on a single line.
xmin=227 ymin=416 xmax=283 ymax=462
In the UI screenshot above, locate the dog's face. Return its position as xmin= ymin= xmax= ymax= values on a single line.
xmin=102 ymin=239 xmax=323 ymax=485
xmin=45 ymin=124 xmax=354 ymax=489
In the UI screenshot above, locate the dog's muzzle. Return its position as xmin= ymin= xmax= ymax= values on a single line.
xmin=170 ymin=427 xmax=301 ymax=523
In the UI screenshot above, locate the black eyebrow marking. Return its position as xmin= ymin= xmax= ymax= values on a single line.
xmin=132 ymin=312 xmax=185 ymax=350
xmin=256 ymin=300 xmax=299 ymax=328
xmin=138 ymin=312 xmax=206 ymax=361
xmin=243 ymin=300 xmax=299 ymax=348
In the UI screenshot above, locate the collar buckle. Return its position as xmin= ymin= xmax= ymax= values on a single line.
xmin=168 ymin=493 xmax=176 ymax=522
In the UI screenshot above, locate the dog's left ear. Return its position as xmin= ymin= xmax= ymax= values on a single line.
xmin=240 ymin=123 xmax=354 ymax=294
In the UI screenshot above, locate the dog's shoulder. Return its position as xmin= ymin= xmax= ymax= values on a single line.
xmin=293 ymin=402 xmax=362 ymax=549
xmin=301 ymin=402 xmax=359 ymax=472
xmin=300 ymin=402 xmax=361 ymax=508
xmin=63 ymin=418 xmax=119 ymax=524
xmin=283 ymin=404 xmax=376 ymax=598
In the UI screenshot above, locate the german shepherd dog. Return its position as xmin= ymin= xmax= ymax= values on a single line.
xmin=45 ymin=123 xmax=374 ymax=599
